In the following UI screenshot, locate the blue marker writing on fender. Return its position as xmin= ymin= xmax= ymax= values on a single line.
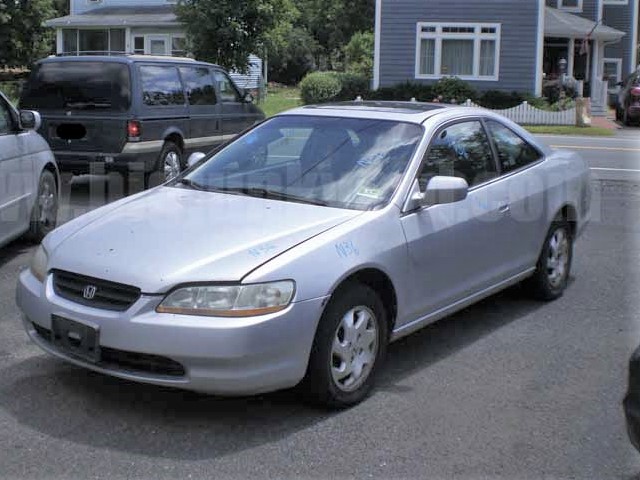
xmin=336 ymin=240 xmax=359 ymax=258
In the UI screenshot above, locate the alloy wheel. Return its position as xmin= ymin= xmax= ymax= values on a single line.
xmin=164 ymin=151 xmax=181 ymax=181
xmin=546 ymin=228 xmax=569 ymax=288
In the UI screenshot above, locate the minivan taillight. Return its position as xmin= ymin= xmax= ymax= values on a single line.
xmin=631 ymin=87 xmax=640 ymax=101
xmin=127 ymin=120 xmax=141 ymax=140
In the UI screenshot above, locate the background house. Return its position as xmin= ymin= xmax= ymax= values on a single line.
xmin=44 ymin=0 xmax=264 ymax=94
xmin=373 ymin=0 xmax=638 ymax=115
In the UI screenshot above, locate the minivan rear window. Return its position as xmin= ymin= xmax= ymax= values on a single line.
xmin=20 ymin=62 xmax=131 ymax=112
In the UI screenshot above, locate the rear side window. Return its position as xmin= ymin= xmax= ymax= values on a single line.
xmin=213 ymin=71 xmax=241 ymax=102
xmin=486 ymin=120 xmax=541 ymax=174
xmin=20 ymin=62 xmax=131 ymax=112
xmin=179 ymin=67 xmax=217 ymax=106
xmin=0 ymin=100 xmax=14 ymax=135
xmin=419 ymin=121 xmax=497 ymax=188
xmin=140 ymin=65 xmax=185 ymax=106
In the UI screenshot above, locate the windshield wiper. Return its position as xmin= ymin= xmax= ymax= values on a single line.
xmin=178 ymin=178 xmax=210 ymax=191
xmin=63 ymin=101 xmax=112 ymax=109
xmin=215 ymin=187 xmax=328 ymax=206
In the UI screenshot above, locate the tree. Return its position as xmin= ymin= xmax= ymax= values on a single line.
xmin=267 ymin=25 xmax=319 ymax=84
xmin=299 ymin=0 xmax=374 ymax=68
xmin=0 ymin=0 xmax=57 ymax=68
xmin=176 ymin=0 xmax=296 ymax=73
xmin=344 ymin=31 xmax=374 ymax=79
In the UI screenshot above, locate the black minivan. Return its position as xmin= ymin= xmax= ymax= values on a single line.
xmin=20 ymin=55 xmax=265 ymax=184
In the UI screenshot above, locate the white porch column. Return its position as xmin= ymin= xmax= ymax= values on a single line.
xmin=567 ymin=38 xmax=575 ymax=78
xmin=125 ymin=27 xmax=132 ymax=54
xmin=56 ymin=29 xmax=63 ymax=55
xmin=590 ymin=40 xmax=601 ymax=95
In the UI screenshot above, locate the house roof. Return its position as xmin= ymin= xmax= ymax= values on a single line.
xmin=545 ymin=7 xmax=625 ymax=41
xmin=44 ymin=5 xmax=180 ymax=28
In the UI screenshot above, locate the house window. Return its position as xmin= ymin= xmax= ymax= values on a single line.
xmin=61 ymin=28 xmax=125 ymax=55
xmin=171 ymin=36 xmax=187 ymax=57
xmin=415 ymin=23 xmax=500 ymax=81
xmin=557 ymin=0 xmax=583 ymax=12
xmin=133 ymin=36 xmax=145 ymax=55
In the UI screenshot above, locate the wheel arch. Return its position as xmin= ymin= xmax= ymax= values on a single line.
xmin=162 ymin=129 xmax=185 ymax=153
xmin=327 ymin=267 xmax=398 ymax=333
xmin=555 ymin=203 xmax=578 ymax=238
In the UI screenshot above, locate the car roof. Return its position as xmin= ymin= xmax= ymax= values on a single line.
xmin=37 ymin=55 xmax=221 ymax=69
xmin=280 ymin=101 xmax=466 ymax=124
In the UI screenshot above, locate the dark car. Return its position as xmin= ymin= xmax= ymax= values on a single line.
xmin=624 ymin=345 xmax=640 ymax=452
xmin=615 ymin=68 xmax=640 ymax=126
xmin=19 ymin=55 xmax=265 ymax=185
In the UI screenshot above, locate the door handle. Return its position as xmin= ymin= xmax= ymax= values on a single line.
xmin=498 ymin=204 xmax=510 ymax=214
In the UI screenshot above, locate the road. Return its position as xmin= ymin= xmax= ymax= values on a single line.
xmin=0 ymin=133 xmax=639 ymax=479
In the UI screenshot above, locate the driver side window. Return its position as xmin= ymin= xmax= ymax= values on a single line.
xmin=418 ymin=120 xmax=497 ymax=190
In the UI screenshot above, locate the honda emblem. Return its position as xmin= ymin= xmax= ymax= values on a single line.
xmin=83 ymin=285 xmax=97 ymax=300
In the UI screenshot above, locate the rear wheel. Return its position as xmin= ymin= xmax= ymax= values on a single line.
xmin=525 ymin=221 xmax=573 ymax=301
xmin=146 ymin=141 xmax=183 ymax=188
xmin=302 ymin=283 xmax=388 ymax=408
xmin=26 ymin=170 xmax=58 ymax=242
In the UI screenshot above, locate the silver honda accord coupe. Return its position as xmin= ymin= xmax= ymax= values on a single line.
xmin=17 ymin=102 xmax=591 ymax=407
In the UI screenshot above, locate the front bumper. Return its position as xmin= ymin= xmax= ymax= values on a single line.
xmin=16 ymin=269 xmax=327 ymax=395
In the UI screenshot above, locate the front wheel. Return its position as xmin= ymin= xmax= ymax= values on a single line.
xmin=525 ymin=221 xmax=573 ymax=301
xmin=302 ymin=283 xmax=388 ymax=408
xmin=26 ymin=170 xmax=58 ymax=242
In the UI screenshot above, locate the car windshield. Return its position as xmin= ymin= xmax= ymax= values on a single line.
xmin=180 ymin=115 xmax=423 ymax=210
xmin=20 ymin=62 xmax=131 ymax=112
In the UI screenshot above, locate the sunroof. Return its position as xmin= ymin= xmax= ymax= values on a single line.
xmin=305 ymin=101 xmax=447 ymax=114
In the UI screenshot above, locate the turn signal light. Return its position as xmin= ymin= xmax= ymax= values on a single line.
xmin=127 ymin=120 xmax=141 ymax=139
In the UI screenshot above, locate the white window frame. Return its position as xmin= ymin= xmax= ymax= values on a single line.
xmin=603 ymin=0 xmax=628 ymax=5
xmin=557 ymin=0 xmax=583 ymax=12
xmin=415 ymin=22 xmax=501 ymax=81
xmin=603 ymin=57 xmax=623 ymax=89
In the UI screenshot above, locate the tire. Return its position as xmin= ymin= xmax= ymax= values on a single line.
xmin=26 ymin=170 xmax=58 ymax=243
xmin=146 ymin=141 xmax=183 ymax=188
xmin=302 ymin=283 xmax=389 ymax=409
xmin=525 ymin=221 xmax=573 ymax=301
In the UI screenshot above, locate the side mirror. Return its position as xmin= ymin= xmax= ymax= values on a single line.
xmin=19 ymin=110 xmax=41 ymax=131
xmin=187 ymin=151 xmax=206 ymax=168
xmin=242 ymin=90 xmax=254 ymax=104
xmin=423 ymin=176 xmax=469 ymax=206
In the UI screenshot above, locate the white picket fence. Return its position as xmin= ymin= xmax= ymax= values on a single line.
xmin=462 ymin=99 xmax=576 ymax=126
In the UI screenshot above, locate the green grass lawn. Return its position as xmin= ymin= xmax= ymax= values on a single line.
xmin=259 ymin=86 xmax=302 ymax=117
xmin=523 ymin=125 xmax=615 ymax=136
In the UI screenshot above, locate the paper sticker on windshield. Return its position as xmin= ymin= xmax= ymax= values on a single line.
xmin=356 ymin=188 xmax=383 ymax=199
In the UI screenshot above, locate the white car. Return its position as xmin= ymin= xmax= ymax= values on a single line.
xmin=0 ymin=91 xmax=59 ymax=248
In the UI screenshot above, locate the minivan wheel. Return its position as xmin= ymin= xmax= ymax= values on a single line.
xmin=26 ymin=170 xmax=58 ymax=242
xmin=145 ymin=141 xmax=183 ymax=188
xmin=525 ymin=221 xmax=573 ymax=301
xmin=302 ymin=283 xmax=388 ymax=409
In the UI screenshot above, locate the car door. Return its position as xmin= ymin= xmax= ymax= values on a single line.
xmin=400 ymin=119 xmax=514 ymax=318
xmin=0 ymin=97 xmax=33 ymax=244
xmin=213 ymin=69 xmax=251 ymax=139
xmin=179 ymin=66 xmax=223 ymax=153
xmin=484 ymin=119 xmax=547 ymax=272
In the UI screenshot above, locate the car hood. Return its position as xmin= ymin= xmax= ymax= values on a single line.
xmin=47 ymin=186 xmax=361 ymax=293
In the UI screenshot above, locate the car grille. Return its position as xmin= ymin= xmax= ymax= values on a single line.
xmin=52 ymin=270 xmax=141 ymax=312
xmin=32 ymin=323 xmax=186 ymax=377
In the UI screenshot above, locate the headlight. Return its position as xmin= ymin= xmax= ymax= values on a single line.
xmin=156 ymin=281 xmax=295 ymax=317
xmin=30 ymin=245 xmax=48 ymax=282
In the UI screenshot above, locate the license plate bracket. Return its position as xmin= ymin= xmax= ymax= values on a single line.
xmin=51 ymin=315 xmax=100 ymax=363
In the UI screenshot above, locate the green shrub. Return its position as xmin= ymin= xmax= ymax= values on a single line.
xmin=0 ymin=80 xmax=23 ymax=106
xmin=335 ymin=73 xmax=370 ymax=100
xmin=477 ymin=90 xmax=526 ymax=109
xmin=299 ymin=72 xmax=343 ymax=104
xmin=526 ymin=96 xmax=575 ymax=111
xmin=431 ymin=77 xmax=476 ymax=103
